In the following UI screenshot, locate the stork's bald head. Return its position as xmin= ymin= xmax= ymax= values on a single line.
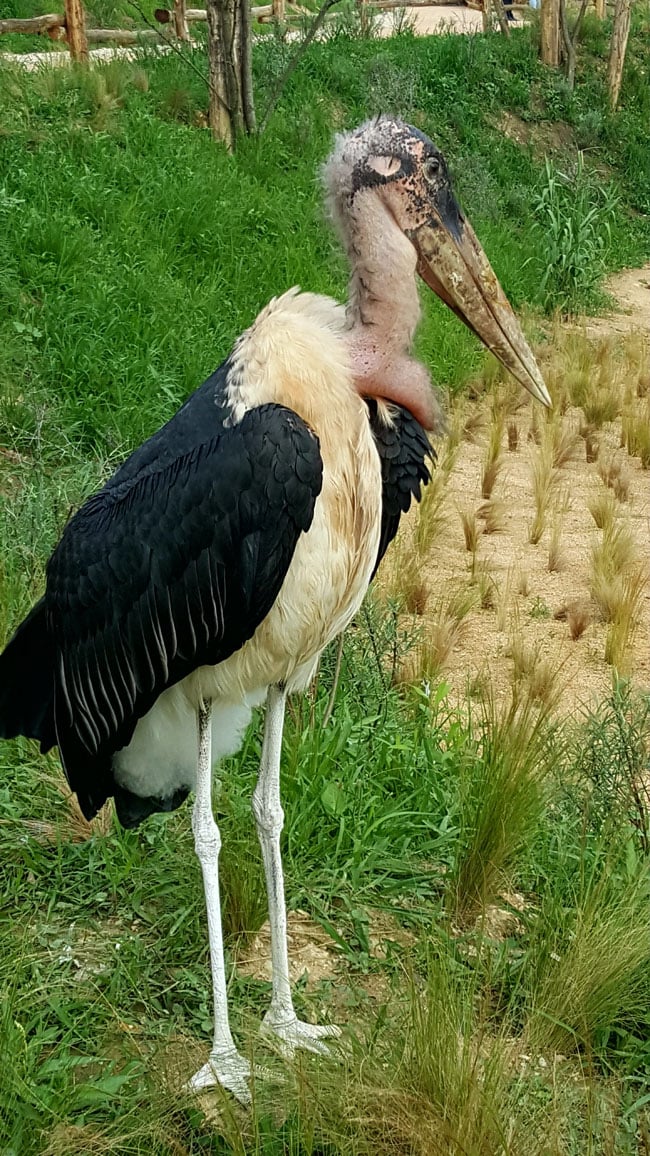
xmin=323 ymin=117 xmax=551 ymax=411
xmin=324 ymin=116 xmax=457 ymax=239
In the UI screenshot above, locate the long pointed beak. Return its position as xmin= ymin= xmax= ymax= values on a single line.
xmin=409 ymin=217 xmax=551 ymax=408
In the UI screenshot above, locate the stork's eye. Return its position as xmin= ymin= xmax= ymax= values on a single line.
xmin=423 ymin=156 xmax=441 ymax=184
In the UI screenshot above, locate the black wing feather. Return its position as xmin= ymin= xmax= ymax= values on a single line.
xmin=365 ymin=400 xmax=434 ymax=577
xmin=1 ymin=380 xmax=428 ymax=827
xmin=40 ymin=402 xmax=322 ymax=819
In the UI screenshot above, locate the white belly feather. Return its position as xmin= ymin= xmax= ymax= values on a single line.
xmin=114 ymin=290 xmax=383 ymax=800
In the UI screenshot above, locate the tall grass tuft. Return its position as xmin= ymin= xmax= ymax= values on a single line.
xmin=401 ymin=586 xmax=479 ymax=685
xmin=449 ymin=698 xmax=557 ymax=927
xmin=415 ymin=468 xmax=449 ymax=557
xmin=460 ymin=507 xmax=479 ymax=554
xmin=590 ymin=520 xmax=645 ymax=672
xmin=588 ymin=488 xmax=617 ymax=530
xmin=604 ymin=567 xmax=646 ymax=672
xmin=508 ymin=637 xmax=565 ymax=712
xmin=528 ymin=440 xmax=558 ymax=545
xmin=597 ymin=453 xmax=630 ymax=501
xmin=621 ymin=401 xmax=650 ymax=468
xmin=533 ymin=155 xmax=619 ymax=314
xmin=481 ymin=412 xmax=504 ymax=499
xmin=526 ymin=865 xmax=650 ymax=1057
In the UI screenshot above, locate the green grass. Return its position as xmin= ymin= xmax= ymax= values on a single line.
xmin=2 ymin=20 xmax=650 ymax=1154
xmin=3 ymin=618 xmax=650 ymax=1152
xmin=0 ymin=24 xmax=649 ymax=462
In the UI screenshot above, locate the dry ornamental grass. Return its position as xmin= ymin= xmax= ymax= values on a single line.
xmin=376 ymin=327 xmax=650 ymax=712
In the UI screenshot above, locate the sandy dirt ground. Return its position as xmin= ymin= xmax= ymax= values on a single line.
xmin=376 ymin=269 xmax=650 ymax=717
xmin=579 ymin=263 xmax=650 ymax=337
xmin=375 ymin=4 xmax=490 ymax=35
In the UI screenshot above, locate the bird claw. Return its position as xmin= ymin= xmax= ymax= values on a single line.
xmin=261 ymin=1014 xmax=342 ymax=1059
xmin=186 ymin=1047 xmax=275 ymax=1105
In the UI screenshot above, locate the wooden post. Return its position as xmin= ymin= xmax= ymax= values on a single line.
xmin=540 ymin=0 xmax=560 ymax=65
xmin=272 ymin=0 xmax=285 ymax=18
xmin=608 ymin=0 xmax=632 ymax=109
xmin=64 ymin=0 xmax=87 ymax=59
xmin=594 ymin=0 xmax=605 ymax=16
xmin=481 ymin=0 xmax=491 ymax=31
xmin=173 ymin=0 xmax=190 ymax=38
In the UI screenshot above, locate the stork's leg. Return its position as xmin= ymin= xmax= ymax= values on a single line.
xmin=187 ymin=698 xmax=253 ymax=1104
xmin=253 ymin=683 xmax=341 ymax=1058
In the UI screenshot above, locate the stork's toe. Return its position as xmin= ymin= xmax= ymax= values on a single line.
xmin=261 ymin=1014 xmax=342 ymax=1059
xmin=186 ymin=1047 xmax=275 ymax=1104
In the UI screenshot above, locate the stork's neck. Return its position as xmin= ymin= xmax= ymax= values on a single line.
xmin=345 ymin=196 xmax=421 ymax=342
xmin=343 ymin=195 xmax=441 ymax=432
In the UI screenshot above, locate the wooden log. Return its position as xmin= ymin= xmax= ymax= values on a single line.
xmin=85 ymin=25 xmax=159 ymax=40
xmin=608 ymin=0 xmax=632 ymax=109
xmin=64 ymin=0 xmax=87 ymax=60
xmin=0 ymin=13 xmax=62 ymax=34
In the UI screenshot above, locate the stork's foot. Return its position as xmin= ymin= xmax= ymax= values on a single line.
xmin=261 ymin=1013 xmax=341 ymax=1059
xmin=187 ymin=1047 xmax=263 ymax=1105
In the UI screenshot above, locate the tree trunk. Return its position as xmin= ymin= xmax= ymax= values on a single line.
xmin=559 ymin=0 xmax=589 ymax=88
xmin=205 ymin=0 xmax=256 ymax=148
xmin=64 ymin=0 xmax=87 ymax=60
xmin=494 ymin=0 xmax=511 ymax=36
xmin=608 ymin=0 xmax=632 ymax=110
xmin=595 ymin=0 xmax=605 ymax=18
xmin=540 ymin=0 xmax=560 ymax=66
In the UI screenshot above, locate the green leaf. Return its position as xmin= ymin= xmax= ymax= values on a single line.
xmin=320 ymin=781 xmax=348 ymax=817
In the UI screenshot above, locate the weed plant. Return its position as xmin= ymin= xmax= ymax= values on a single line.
xmin=448 ymin=696 xmax=557 ymax=927
xmin=533 ymin=155 xmax=619 ymax=314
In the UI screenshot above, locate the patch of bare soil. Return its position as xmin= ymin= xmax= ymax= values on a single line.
xmin=237 ymin=910 xmax=340 ymax=987
xmin=379 ymin=314 xmax=650 ymax=717
xmin=580 ymin=262 xmax=650 ymax=338
xmin=236 ymin=908 xmax=416 ymax=987
xmin=495 ymin=110 xmax=576 ymax=156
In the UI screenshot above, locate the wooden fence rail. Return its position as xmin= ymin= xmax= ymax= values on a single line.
xmin=0 ymin=0 xmax=534 ymax=61
xmin=0 ymin=0 xmax=285 ymax=56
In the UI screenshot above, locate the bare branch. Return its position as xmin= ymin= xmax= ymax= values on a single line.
xmin=260 ymin=0 xmax=342 ymax=132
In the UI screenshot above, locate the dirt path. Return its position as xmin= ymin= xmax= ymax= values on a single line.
xmin=580 ymin=263 xmax=650 ymax=337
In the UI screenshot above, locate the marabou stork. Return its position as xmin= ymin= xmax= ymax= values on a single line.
xmin=0 ymin=117 xmax=550 ymax=1102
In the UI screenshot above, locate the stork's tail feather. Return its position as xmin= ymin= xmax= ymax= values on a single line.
xmin=0 ymin=599 xmax=56 ymax=751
